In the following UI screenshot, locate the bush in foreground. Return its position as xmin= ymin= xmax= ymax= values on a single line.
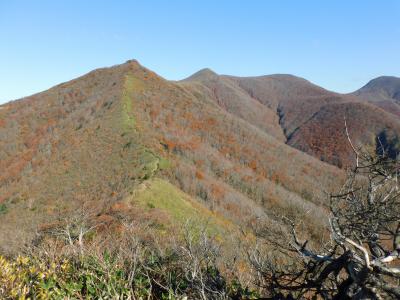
xmin=0 ymin=226 xmax=258 ymax=299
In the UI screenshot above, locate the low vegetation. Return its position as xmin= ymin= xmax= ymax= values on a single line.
xmin=0 ymin=222 xmax=257 ymax=300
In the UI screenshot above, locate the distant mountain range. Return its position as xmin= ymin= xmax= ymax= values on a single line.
xmin=182 ymin=68 xmax=400 ymax=167
xmin=0 ymin=60 xmax=399 ymax=253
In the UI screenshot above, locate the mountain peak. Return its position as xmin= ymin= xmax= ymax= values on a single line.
xmin=355 ymin=76 xmax=400 ymax=101
xmin=121 ymin=59 xmax=146 ymax=72
xmin=183 ymin=68 xmax=218 ymax=81
xmin=124 ymin=58 xmax=141 ymax=66
xmin=362 ymin=76 xmax=400 ymax=88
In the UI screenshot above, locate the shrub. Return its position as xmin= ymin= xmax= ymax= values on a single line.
xmin=0 ymin=223 xmax=258 ymax=299
xmin=0 ymin=203 xmax=6 ymax=214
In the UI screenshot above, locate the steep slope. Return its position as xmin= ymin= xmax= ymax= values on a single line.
xmin=224 ymin=74 xmax=337 ymax=137
xmin=0 ymin=60 xmax=343 ymax=253
xmin=287 ymin=101 xmax=400 ymax=166
xmin=180 ymin=69 xmax=285 ymax=141
xmin=353 ymin=76 xmax=400 ymax=117
xmin=184 ymin=72 xmax=400 ymax=167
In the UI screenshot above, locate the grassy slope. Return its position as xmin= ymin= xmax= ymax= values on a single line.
xmin=131 ymin=178 xmax=236 ymax=236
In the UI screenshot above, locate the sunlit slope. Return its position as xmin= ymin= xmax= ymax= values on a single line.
xmin=184 ymin=72 xmax=400 ymax=167
xmin=0 ymin=60 xmax=343 ymax=253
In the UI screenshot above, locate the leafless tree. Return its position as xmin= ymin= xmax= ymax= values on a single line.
xmin=49 ymin=206 xmax=99 ymax=256
xmin=178 ymin=222 xmax=226 ymax=299
xmin=248 ymin=150 xmax=400 ymax=299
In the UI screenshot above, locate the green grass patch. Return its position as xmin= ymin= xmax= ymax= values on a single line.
xmin=138 ymin=150 xmax=160 ymax=180
xmin=0 ymin=203 xmax=7 ymax=215
xmin=158 ymin=157 xmax=171 ymax=170
xmin=132 ymin=178 xmax=234 ymax=237
xmin=121 ymin=74 xmax=145 ymax=130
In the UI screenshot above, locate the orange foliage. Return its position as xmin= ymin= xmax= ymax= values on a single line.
xmin=162 ymin=138 xmax=177 ymax=152
xmin=249 ymin=160 xmax=257 ymax=171
xmin=96 ymin=214 xmax=114 ymax=224
xmin=195 ymin=170 xmax=204 ymax=180
xmin=205 ymin=117 xmax=216 ymax=126
xmin=149 ymin=108 xmax=160 ymax=120
xmin=110 ymin=201 xmax=129 ymax=213
xmin=211 ymin=184 xmax=225 ymax=199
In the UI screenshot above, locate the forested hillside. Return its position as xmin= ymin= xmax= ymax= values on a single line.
xmin=1 ymin=60 xmax=400 ymax=298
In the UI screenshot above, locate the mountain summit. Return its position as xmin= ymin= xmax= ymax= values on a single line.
xmin=183 ymin=68 xmax=218 ymax=81
xmin=355 ymin=76 xmax=400 ymax=101
xmin=352 ymin=76 xmax=400 ymax=116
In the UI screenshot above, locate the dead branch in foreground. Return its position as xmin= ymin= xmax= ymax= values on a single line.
xmin=249 ymin=150 xmax=400 ymax=299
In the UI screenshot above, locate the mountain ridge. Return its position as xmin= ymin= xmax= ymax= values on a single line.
xmin=182 ymin=66 xmax=400 ymax=167
xmin=1 ymin=59 xmax=399 ymax=254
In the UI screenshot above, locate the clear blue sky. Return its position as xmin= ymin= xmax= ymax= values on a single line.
xmin=1 ymin=1 xmax=399 ymax=103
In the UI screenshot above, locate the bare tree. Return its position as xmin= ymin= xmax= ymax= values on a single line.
xmin=51 ymin=206 xmax=99 ymax=255
xmin=248 ymin=150 xmax=400 ymax=299
xmin=179 ymin=222 xmax=226 ymax=300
